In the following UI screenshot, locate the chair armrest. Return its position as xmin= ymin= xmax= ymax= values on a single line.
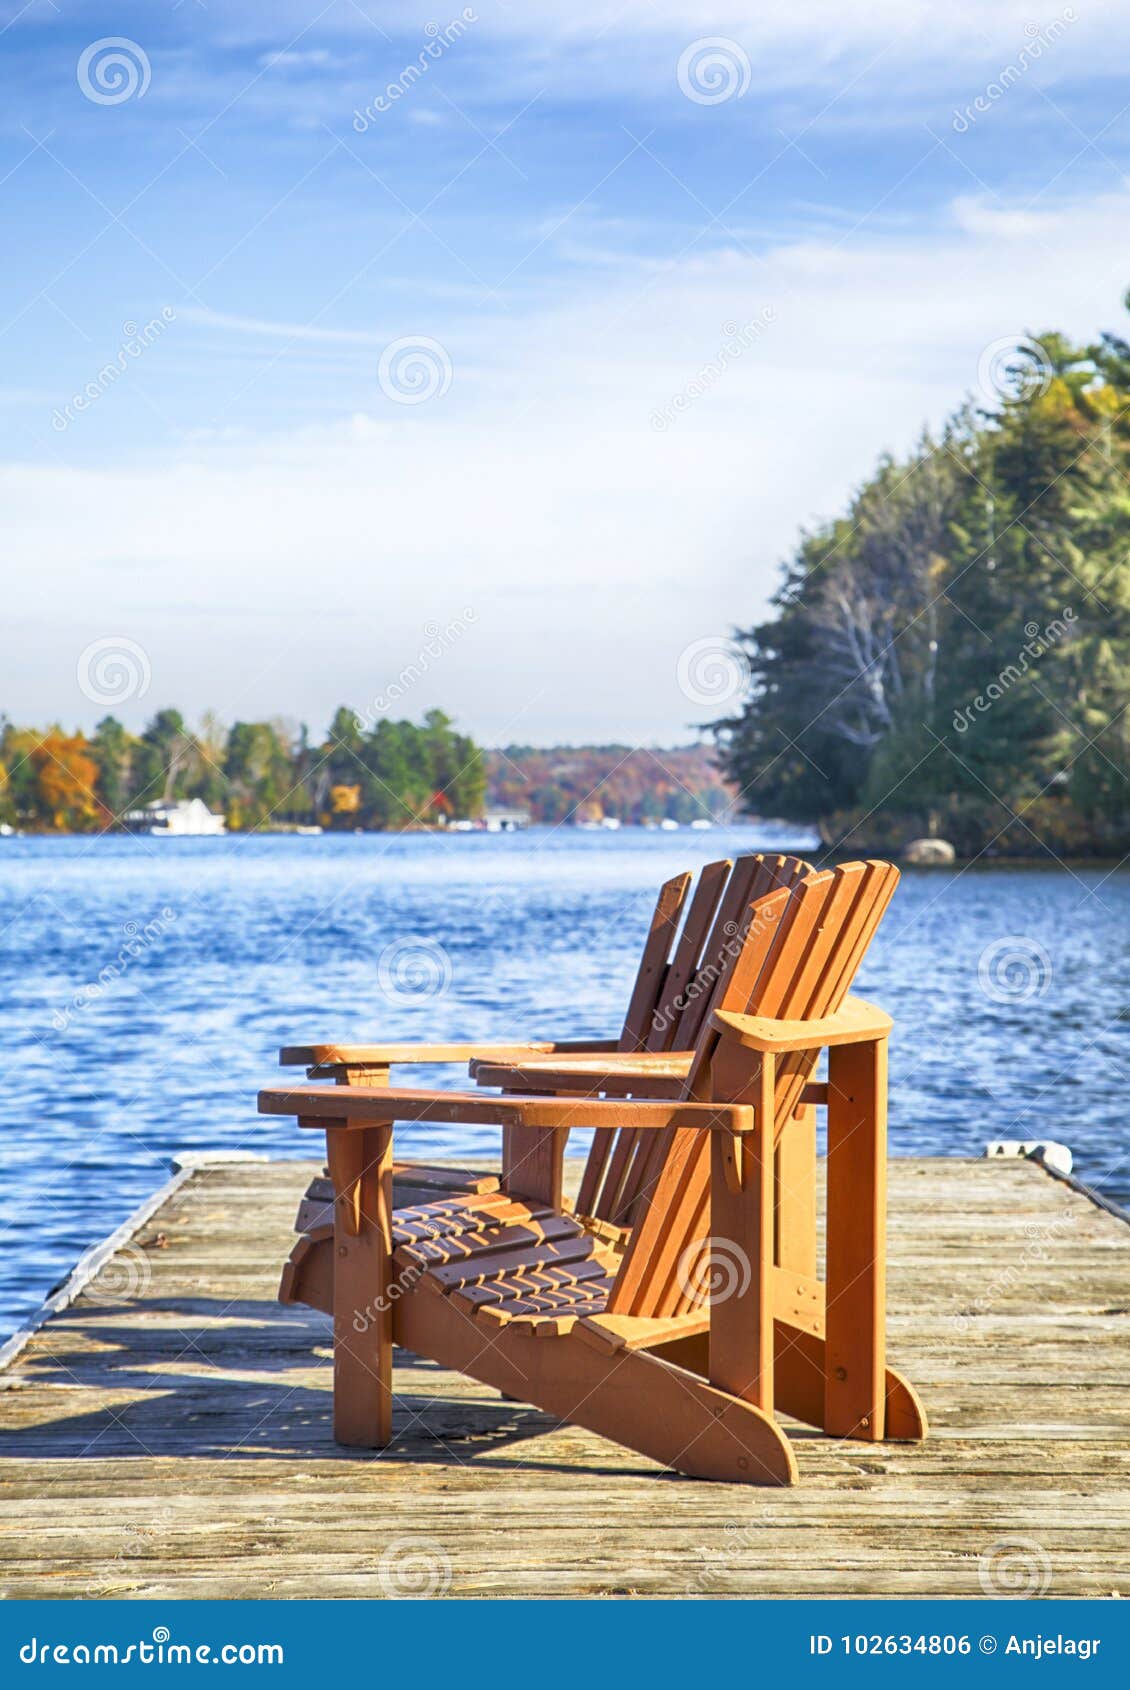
xmin=470 ymin=1051 xmax=691 ymax=1097
xmin=279 ymin=1040 xmax=564 ymax=1068
xmin=711 ymin=994 xmax=892 ymax=1054
xmin=258 ymin=1084 xmax=754 ymax=1134
xmin=279 ymin=1038 xmax=621 ymax=1074
xmin=544 ymin=1039 xmax=620 ymax=1054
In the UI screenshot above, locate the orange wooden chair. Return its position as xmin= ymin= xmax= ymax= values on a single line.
xmin=279 ymin=854 xmax=810 ymax=1302
xmin=260 ymin=860 xmax=926 ymax=1485
xmin=279 ymin=852 xmax=810 ymax=1221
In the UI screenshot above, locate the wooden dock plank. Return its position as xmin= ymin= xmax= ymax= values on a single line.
xmin=0 ymin=1156 xmax=1126 ymax=1599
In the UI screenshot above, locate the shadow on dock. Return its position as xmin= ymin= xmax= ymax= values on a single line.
xmin=0 ymin=1294 xmax=638 ymax=1473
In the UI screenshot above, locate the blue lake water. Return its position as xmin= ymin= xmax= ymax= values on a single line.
xmin=0 ymin=827 xmax=1125 ymax=1341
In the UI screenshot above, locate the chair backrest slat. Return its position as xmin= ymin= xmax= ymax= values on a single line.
xmin=618 ymin=854 xmax=815 ymax=1229
xmin=672 ymin=854 xmax=771 ymax=1050
xmin=679 ymin=854 xmax=813 ymax=1051
xmin=617 ymin=873 xmax=692 ymax=1054
xmin=605 ymin=860 xmax=899 ymax=1318
xmin=577 ymin=854 xmax=811 ymax=1226
xmin=575 ymin=869 xmax=693 ymax=1220
xmin=644 ymin=858 xmax=733 ymax=1052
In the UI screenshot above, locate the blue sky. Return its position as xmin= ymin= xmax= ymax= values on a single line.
xmin=4 ymin=0 xmax=1130 ymax=743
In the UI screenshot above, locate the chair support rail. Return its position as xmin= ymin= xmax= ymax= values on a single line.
xmin=259 ymin=1084 xmax=756 ymax=1134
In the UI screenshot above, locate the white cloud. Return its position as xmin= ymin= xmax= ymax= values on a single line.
xmin=179 ymin=306 xmax=386 ymax=346
xmin=8 ymin=181 xmax=1129 ymax=741
xmin=282 ymin=0 xmax=1129 ymax=101
xmin=258 ymin=49 xmax=338 ymax=71
xmin=951 ymin=197 xmax=1077 ymax=239
xmin=230 ymin=0 xmax=1119 ymax=61
xmin=45 ymin=0 xmax=1114 ymax=130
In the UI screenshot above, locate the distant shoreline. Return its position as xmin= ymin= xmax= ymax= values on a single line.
xmin=0 ymin=826 xmax=1124 ymax=870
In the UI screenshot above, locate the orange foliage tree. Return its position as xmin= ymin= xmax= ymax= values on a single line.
xmin=31 ymin=731 xmax=101 ymax=831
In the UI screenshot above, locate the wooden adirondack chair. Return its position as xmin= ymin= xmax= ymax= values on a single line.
xmin=259 ymin=859 xmax=926 ymax=1485
xmin=279 ymin=853 xmax=810 ymax=1306
xmin=279 ymin=852 xmax=811 ymax=1228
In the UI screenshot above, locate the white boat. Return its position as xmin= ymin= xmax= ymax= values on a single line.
xmin=125 ymin=798 xmax=226 ymax=837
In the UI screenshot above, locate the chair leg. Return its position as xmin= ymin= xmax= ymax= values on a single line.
xmin=500 ymin=1086 xmax=569 ymax=1208
xmin=824 ymin=1037 xmax=887 ymax=1440
xmin=326 ymin=1123 xmax=394 ymax=1447
xmin=776 ymin=1103 xmax=817 ymax=1278
xmin=708 ymin=1053 xmax=776 ymax=1413
xmin=501 ymin=1122 xmax=567 ymax=1207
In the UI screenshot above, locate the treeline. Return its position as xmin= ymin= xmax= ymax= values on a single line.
xmin=0 ymin=708 xmax=485 ymax=833
xmin=0 ymin=716 xmax=738 ymax=834
xmin=486 ymin=744 xmax=734 ymax=824
xmin=716 ymin=304 xmax=1130 ymax=857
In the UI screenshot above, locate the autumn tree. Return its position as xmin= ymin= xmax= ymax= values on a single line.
xmin=717 ymin=306 xmax=1130 ymax=855
xmin=26 ymin=731 xmax=101 ymax=831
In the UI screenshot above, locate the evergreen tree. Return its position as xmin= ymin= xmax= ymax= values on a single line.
xmin=90 ymin=716 xmax=137 ymax=819
xmin=717 ymin=307 xmax=1130 ymax=855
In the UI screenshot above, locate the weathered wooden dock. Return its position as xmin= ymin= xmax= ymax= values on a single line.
xmin=0 ymin=1155 xmax=1126 ymax=1598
